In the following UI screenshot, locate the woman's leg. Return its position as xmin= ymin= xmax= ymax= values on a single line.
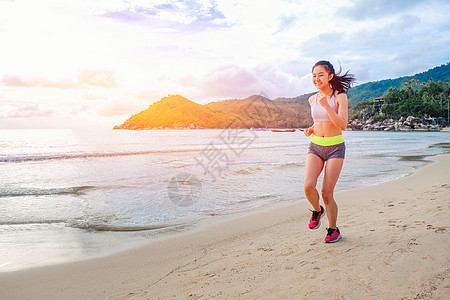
xmin=321 ymin=158 xmax=344 ymax=228
xmin=304 ymin=153 xmax=324 ymax=211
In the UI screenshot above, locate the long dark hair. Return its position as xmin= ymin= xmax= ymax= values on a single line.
xmin=312 ymin=60 xmax=355 ymax=94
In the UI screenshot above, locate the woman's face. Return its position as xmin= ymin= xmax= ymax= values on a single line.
xmin=312 ymin=65 xmax=333 ymax=90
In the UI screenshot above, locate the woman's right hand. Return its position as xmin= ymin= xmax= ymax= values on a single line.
xmin=304 ymin=126 xmax=314 ymax=137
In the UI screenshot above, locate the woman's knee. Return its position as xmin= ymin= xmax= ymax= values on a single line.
xmin=321 ymin=189 xmax=334 ymax=203
xmin=304 ymin=183 xmax=316 ymax=195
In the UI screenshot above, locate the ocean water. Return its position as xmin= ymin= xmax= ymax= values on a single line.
xmin=0 ymin=129 xmax=449 ymax=271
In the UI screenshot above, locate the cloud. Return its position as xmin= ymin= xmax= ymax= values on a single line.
xmin=0 ymin=102 xmax=54 ymax=118
xmin=2 ymin=70 xmax=118 ymax=89
xmin=297 ymin=10 xmax=438 ymax=83
xmin=97 ymin=101 xmax=147 ymax=117
xmin=340 ymin=0 xmax=425 ymax=20
xmin=135 ymin=90 xmax=164 ymax=102
xmin=2 ymin=75 xmax=28 ymax=87
xmin=81 ymin=93 xmax=108 ymax=100
xmin=276 ymin=13 xmax=298 ymax=33
xmin=177 ymin=64 xmax=312 ymax=101
xmin=178 ymin=65 xmax=261 ymax=99
xmin=69 ymin=104 xmax=91 ymax=115
xmin=2 ymin=75 xmax=78 ymax=88
xmin=99 ymin=0 xmax=228 ymax=32
xmin=101 ymin=10 xmax=149 ymax=22
xmin=101 ymin=6 xmax=156 ymax=22
xmin=79 ymin=70 xmax=118 ymax=88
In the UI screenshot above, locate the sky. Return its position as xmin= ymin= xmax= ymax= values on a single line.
xmin=0 ymin=0 xmax=449 ymax=129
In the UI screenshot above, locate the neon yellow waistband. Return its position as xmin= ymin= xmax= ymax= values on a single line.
xmin=311 ymin=134 xmax=344 ymax=146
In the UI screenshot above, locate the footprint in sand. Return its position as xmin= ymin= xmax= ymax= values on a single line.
xmin=425 ymin=224 xmax=447 ymax=233
xmin=257 ymin=247 xmax=274 ymax=252
xmin=407 ymin=238 xmax=418 ymax=246
xmin=434 ymin=227 xmax=447 ymax=233
xmin=387 ymin=219 xmax=397 ymax=226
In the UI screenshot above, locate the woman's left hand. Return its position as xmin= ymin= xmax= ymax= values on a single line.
xmin=304 ymin=126 xmax=314 ymax=137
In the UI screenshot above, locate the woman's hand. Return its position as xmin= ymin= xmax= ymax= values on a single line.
xmin=304 ymin=126 xmax=314 ymax=137
xmin=317 ymin=93 xmax=330 ymax=108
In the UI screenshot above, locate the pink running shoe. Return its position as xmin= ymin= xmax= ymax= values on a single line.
xmin=308 ymin=205 xmax=325 ymax=229
xmin=325 ymin=227 xmax=341 ymax=243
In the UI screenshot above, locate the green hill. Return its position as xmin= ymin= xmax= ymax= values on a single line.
xmin=348 ymin=62 xmax=450 ymax=107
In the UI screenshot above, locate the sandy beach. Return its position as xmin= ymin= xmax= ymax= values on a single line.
xmin=1 ymin=154 xmax=449 ymax=299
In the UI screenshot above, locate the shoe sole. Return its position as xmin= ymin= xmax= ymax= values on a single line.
xmin=309 ymin=208 xmax=326 ymax=230
xmin=325 ymin=233 xmax=341 ymax=243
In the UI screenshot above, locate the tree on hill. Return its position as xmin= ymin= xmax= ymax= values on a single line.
xmin=351 ymin=79 xmax=450 ymax=122
xmin=347 ymin=62 xmax=450 ymax=107
xmin=382 ymin=79 xmax=449 ymax=120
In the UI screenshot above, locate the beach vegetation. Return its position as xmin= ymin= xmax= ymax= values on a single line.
xmin=347 ymin=62 xmax=450 ymax=107
xmin=351 ymin=79 xmax=449 ymax=125
xmin=382 ymin=79 xmax=449 ymax=120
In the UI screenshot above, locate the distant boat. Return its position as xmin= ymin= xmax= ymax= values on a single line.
xmin=270 ymin=129 xmax=296 ymax=132
xmin=250 ymin=127 xmax=269 ymax=131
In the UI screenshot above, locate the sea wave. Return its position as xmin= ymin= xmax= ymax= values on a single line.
xmin=0 ymin=186 xmax=96 ymax=198
xmin=0 ymin=219 xmax=66 ymax=226
xmin=0 ymin=144 xmax=300 ymax=163
xmin=66 ymin=219 xmax=188 ymax=232
xmin=229 ymin=161 xmax=305 ymax=176
xmin=428 ymin=142 xmax=450 ymax=149
xmin=398 ymin=155 xmax=429 ymax=161
xmin=0 ymin=149 xmax=202 ymax=163
xmin=0 ymin=218 xmax=189 ymax=233
xmin=229 ymin=166 xmax=263 ymax=176
xmin=276 ymin=162 xmax=305 ymax=169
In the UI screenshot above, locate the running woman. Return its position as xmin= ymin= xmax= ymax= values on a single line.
xmin=303 ymin=60 xmax=355 ymax=243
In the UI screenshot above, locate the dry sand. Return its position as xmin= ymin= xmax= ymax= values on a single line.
xmin=1 ymin=154 xmax=449 ymax=300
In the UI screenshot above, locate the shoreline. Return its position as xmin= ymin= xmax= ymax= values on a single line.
xmin=1 ymin=154 xmax=449 ymax=299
